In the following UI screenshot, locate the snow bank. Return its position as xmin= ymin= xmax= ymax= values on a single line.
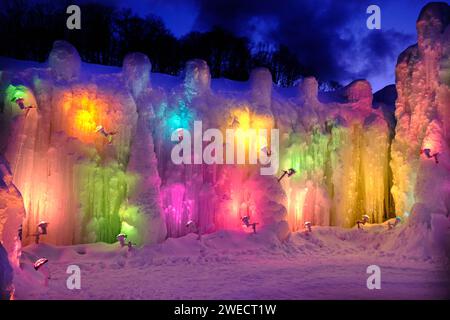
xmin=0 ymin=242 xmax=13 ymax=300
xmin=0 ymin=155 xmax=24 ymax=268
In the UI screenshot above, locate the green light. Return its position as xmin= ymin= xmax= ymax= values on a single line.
xmin=119 ymin=205 xmax=149 ymax=246
xmin=76 ymin=161 xmax=138 ymax=243
xmin=5 ymin=84 xmax=27 ymax=102
xmin=282 ymin=124 xmax=343 ymax=180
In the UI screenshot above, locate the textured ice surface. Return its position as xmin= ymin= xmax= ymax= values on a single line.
xmin=0 ymin=4 xmax=448 ymax=264
xmin=0 ymin=155 xmax=24 ymax=267
xmin=391 ymin=2 xmax=450 ymax=224
xmin=48 ymin=40 xmax=81 ymax=83
xmin=0 ymin=243 xmax=13 ymax=299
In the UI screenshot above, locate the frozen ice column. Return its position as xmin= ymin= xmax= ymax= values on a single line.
xmin=123 ymin=52 xmax=152 ymax=100
xmin=391 ymin=2 xmax=450 ymax=221
xmin=184 ymin=59 xmax=211 ymax=98
xmin=124 ymin=53 xmax=167 ymax=245
xmin=48 ymin=40 xmax=81 ymax=82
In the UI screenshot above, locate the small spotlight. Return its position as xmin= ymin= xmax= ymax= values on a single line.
xmin=242 ymin=215 xmax=258 ymax=234
xmin=304 ymin=221 xmax=312 ymax=232
xmin=420 ymin=148 xmax=439 ymax=164
xmin=33 ymin=258 xmax=50 ymax=287
xmin=186 ymin=220 xmax=201 ymax=240
xmin=12 ymin=97 xmax=35 ymax=111
xmin=388 ymin=216 xmax=402 ymax=230
xmin=34 ymin=221 xmax=49 ymax=244
xmin=96 ymin=125 xmax=117 ymax=144
xmin=278 ymin=168 xmax=296 ymax=182
xmin=356 ymin=215 xmax=370 ymax=229
xmin=116 ymin=233 xmax=127 ymax=247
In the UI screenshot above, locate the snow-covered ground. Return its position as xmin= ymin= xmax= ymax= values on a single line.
xmin=14 ymin=224 xmax=450 ymax=300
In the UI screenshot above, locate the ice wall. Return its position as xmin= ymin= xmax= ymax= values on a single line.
xmin=0 ymin=41 xmax=145 ymax=245
xmin=124 ymin=52 xmax=167 ymax=245
xmin=0 ymin=155 xmax=24 ymax=267
xmin=391 ymin=3 xmax=450 ymax=232
xmin=278 ymin=78 xmax=392 ymax=229
xmin=2 ymin=20 xmax=429 ymax=245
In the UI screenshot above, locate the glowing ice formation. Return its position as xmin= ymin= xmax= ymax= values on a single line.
xmin=0 ymin=2 xmax=448 ymax=250
xmin=76 ymin=162 xmax=136 ymax=243
xmin=391 ymin=2 xmax=450 ymax=226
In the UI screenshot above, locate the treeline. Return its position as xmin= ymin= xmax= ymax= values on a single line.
xmin=0 ymin=0 xmax=338 ymax=88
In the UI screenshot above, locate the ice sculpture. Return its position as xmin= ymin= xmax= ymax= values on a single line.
xmin=0 ymin=41 xmax=142 ymax=245
xmin=123 ymin=52 xmax=152 ymax=100
xmin=391 ymin=2 xmax=450 ymax=225
xmin=0 ymin=2 xmax=447 ymax=251
xmin=278 ymin=76 xmax=392 ymax=230
xmin=184 ymin=59 xmax=211 ymax=99
xmin=126 ymin=94 xmax=167 ymax=244
xmin=48 ymin=40 xmax=81 ymax=83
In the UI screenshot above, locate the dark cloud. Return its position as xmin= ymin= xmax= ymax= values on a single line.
xmin=355 ymin=29 xmax=415 ymax=78
xmin=191 ymin=0 xmax=416 ymax=86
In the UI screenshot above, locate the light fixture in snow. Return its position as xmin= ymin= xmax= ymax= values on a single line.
xmin=357 ymin=215 xmax=370 ymax=229
xmin=388 ymin=217 xmax=402 ymax=230
xmin=38 ymin=221 xmax=49 ymax=235
xmin=304 ymin=221 xmax=312 ymax=232
xmin=420 ymin=148 xmax=439 ymax=164
xmin=34 ymin=221 xmax=49 ymax=244
xmin=33 ymin=258 xmax=50 ymax=287
xmin=96 ymin=125 xmax=117 ymax=144
xmin=116 ymin=233 xmax=127 ymax=247
xmin=12 ymin=97 xmax=35 ymax=111
xmin=277 ymin=168 xmax=296 ymax=182
xmin=185 ymin=220 xmax=201 ymax=240
xmin=242 ymin=215 xmax=258 ymax=233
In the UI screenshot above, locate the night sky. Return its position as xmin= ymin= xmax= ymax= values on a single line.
xmin=88 ymin=0 xmax=439 ymax=91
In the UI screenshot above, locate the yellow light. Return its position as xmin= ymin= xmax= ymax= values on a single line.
xmin=75 ymin=109 xmax=97 ymax=133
